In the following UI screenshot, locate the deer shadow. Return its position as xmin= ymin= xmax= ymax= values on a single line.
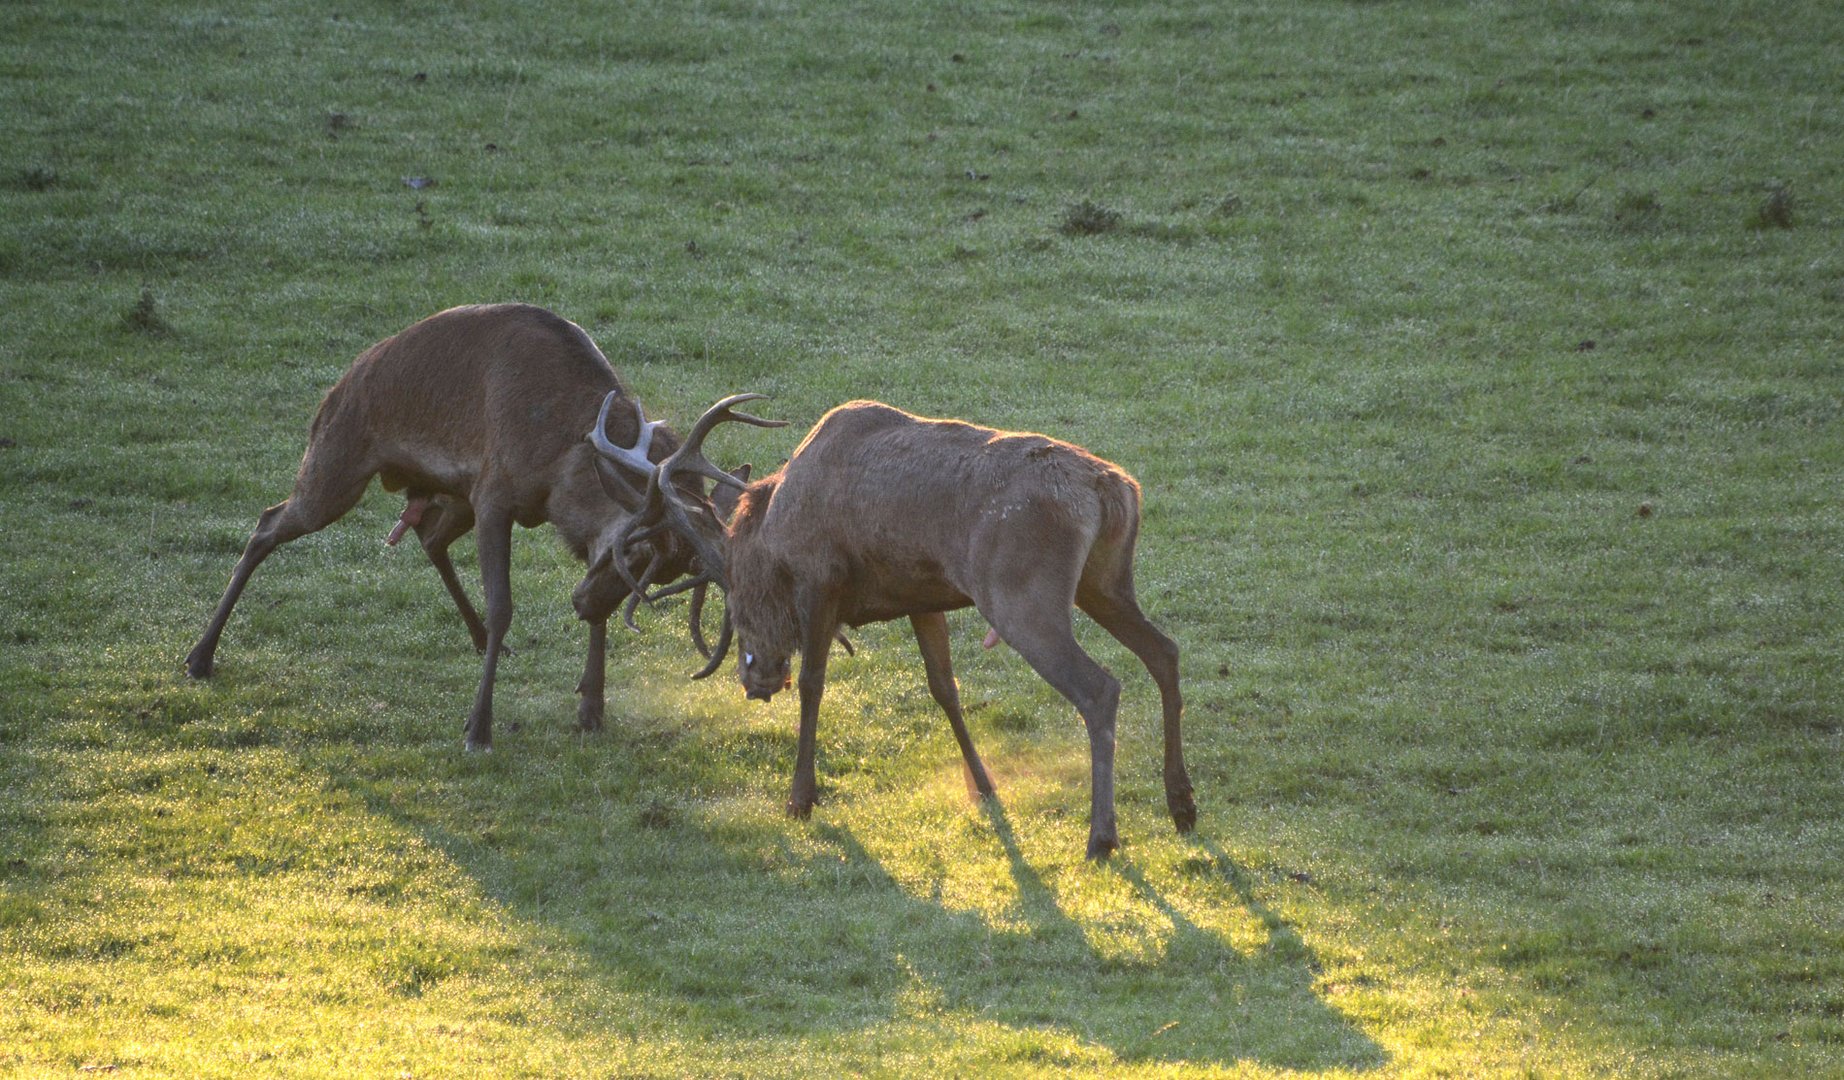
xmin=804 ymin=807 xmax=1389 ymax=1071
xmin=345 ymin=753 xmax=1389 ymax=1072
xmin=306 ymin=707 xmax=1387 ymax=1073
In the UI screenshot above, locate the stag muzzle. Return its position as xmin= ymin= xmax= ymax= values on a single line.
xmin=737 ymin=667 xmax=789 ymax=700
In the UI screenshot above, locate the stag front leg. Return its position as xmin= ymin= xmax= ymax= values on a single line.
xmin=788 ymin=604 xmax=842 ymax=819
xmin=463 ymin=509 xmax=515 ymax=751
xmin=571 ymin=549 xmax=655 ymax=734
xmin=788 ymin=649 xmax=827 ymax=819
xmin=575 ymin=617 xmax=607 ymax=733
xmin=910 ymin=612 xmax=996 ymax=800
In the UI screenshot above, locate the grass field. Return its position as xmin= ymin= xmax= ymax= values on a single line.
xmin=4 ymin=0 xmax=1842 ymax=1075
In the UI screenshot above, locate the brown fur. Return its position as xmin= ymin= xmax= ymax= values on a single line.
xmin=185 ymin=303 xmax=697 ymax=748
xmin=719 ymin=401 xmax=1195 ymax=859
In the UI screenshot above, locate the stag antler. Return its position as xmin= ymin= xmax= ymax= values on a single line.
xmin=590 ymin=393 xmax=786 ymax=677
xmin=605 ymin=393 xmax=785 ymax=586
xmin=587 ymin=391 xmax=664 ymax=473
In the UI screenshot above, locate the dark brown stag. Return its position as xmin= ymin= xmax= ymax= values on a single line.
xmin=608 ymin=398 xmax=1195 ymax=859
xmin=184 ymin=303 xmax=769 ymax=749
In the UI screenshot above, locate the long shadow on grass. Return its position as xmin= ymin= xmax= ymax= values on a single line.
xmin=382 ymin=758 xmax=1388 ymax=1071
xmin=813 ymin=808 xmax=1388 ymax=1070
xmin=292 ymin=666 xmax=1388 ymax=1072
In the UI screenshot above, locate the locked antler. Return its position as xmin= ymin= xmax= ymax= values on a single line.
xmin=589 ymin=392 xmax=786 ymax=677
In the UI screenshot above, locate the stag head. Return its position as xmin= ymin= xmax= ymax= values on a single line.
xmin=740 ymin=649 xmax=794 ymax=701
xmin=721 ymin=482 xmax=802 ymax=701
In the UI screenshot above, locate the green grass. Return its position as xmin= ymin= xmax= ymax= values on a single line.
xmin=4 ymin=0 xmax=1843 ymax=1075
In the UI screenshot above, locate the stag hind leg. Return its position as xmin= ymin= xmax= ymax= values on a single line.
xmin=1078 ymin=556 xmax=1195 ymax=835
xmin=409 ymin=496 xmax=498 ymax=654
xmin=990 ymin=612 xmax=1122 ymax=859
xmin=185 ymin=452 xmax=374 ymax=679
xmin=910 ymin=611 xmax=997 ymax=801
xmin=978 ymin=550 xmax=1123 ymax=860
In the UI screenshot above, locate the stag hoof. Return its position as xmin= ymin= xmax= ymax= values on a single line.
xmin=184 ymin=653 xmax=214 ymax=680
xmin=1086 ymin=821 xmax=1120 ymax=861
xmin=575 ymin=699 xmax=604 ymax=733
xmin=785 ymin=799 xmax=814 ymax=820
xmin=1169 ymin=791 xmax=1198 ymax=834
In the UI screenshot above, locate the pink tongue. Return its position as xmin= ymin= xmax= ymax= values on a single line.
xmin=385 ymin=496 xmax=430 ymax=546
xmin=982 ymin=627 xmax=1002 ymax=650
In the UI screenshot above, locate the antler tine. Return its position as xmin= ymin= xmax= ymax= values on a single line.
xmin=681 ymin=393 xmax=790 ymax=444
xmin=618 ymin=548 xmax=666 ymax=632
xmin=608 ymin=474 xmax=668 ymax=598
xmin=587 ymin=391 xmax=663 ymax=475
xmin=663 ymin=393 xmax=789 ymax=494
xmin=666 ymin=494 xmax=731 ymax=587
xmin=625 ymin=389 xmax=777 ymax=678
xmin=607 ymin=393 xmax=781 ymax=637
xmin=688 ymin=582 xmax=712 ymax=659
xmin=644 ymin=574 xmax=710 ymax=604
xmin=689 ymin=607 xmax=734 ymax=680
xmin=609 ymin=489 xmax=722 ymax=617
xmin=623 ymin=393 xmax=783 ymax=591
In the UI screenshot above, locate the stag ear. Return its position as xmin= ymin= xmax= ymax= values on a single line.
xmin=710 ymin=463 xmax=752 ymax=521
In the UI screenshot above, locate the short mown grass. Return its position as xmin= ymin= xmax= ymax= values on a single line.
xmin=3 ymin=0 xmax=1842 ymax=1076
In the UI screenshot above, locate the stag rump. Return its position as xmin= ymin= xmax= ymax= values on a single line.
xmin=185 ymin=303 xmax=746 ymax=750
xmin=607 ymin=398 xmax=1196 ymax=860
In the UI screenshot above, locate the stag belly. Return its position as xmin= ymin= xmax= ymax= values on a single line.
xmin=841 ymin=555 xmax=972 ymax=627
xmin=379 ymin=443 xmax=475 ymax=499
xmin=380 ymin=464 xmax=466 ymax=500
xmin=378 ymin=442 xmax=559 ymax=529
